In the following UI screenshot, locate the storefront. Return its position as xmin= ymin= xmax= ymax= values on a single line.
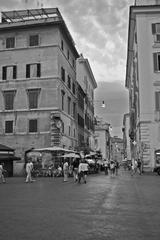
xmin=0 ymin=144 xmax=21 ymax=177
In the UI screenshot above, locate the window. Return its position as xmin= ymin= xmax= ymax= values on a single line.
xmin=2 ymin=65 xmax=17 ymax=80
xmin=6 ymin=37 xmax=15 ymax=48
xmin=73 ymin=102 xmax=76 ymax=118
xmin=29 ymin=119 xmax=37 ymax=132
xmin=3 ymin=90 xmax=16 ymax=110
xmin=26 ymin=63 xmax=41 ymax=78
xmin=67 ymin=96 xmax=71 ymax=115
xmin=29 ymin=35 xmax=39 ymax=46
xmin=67 ymin=75 xmax=71 ymax=89
xmin=5 ymin=120 xmax=13 ymax=133
xmin=72 ymin=59 xmax=75 ymax=68
xmin=67 ymin=50 xmax=69 ymax=60
xmin=72 ymin=82 xmax=76 ymax=94
xmin=69 ymin=126 xmax=71 ymax=136
xmin=61 ymin=40 xmax=64 ymax=50
xmin=153 ymin=53 xmax=160 ymax=72
xmin=27 ymin=89 xmax=40 ymax=109
xmin=74 ymin=129 xmax=76 ymax=138
xmin=155 ymin=92 xmax=160 ymax=110
xmin=152 ymin=23 xmax=160 ymax=42
xmin=61 ymin=90 xmax=65 ymax=111
xmin=61 ymin=67 xmax=65 ymax=82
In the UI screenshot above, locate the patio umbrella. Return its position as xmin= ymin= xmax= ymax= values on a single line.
xmin=61 ymin=153 xmax=80 ymax=158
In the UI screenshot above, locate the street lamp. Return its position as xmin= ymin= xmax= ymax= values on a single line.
xmin=94 ymin=100 xmax=106 ymax=108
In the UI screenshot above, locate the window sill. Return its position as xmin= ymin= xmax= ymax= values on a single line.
xmin=153 ymin=43 xmax=160 ymax=48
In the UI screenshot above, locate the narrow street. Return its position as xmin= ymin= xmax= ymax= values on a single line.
xmin=1 ymin=170 xmax=160 ymax=240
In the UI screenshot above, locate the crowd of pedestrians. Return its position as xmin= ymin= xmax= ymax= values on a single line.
xmin=103 ymin=159 xmax=120 ymax=177
xmin=1 ymin=155 xmax=144 ymax=185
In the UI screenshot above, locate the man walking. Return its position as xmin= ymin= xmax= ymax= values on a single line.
xmin=72 ymin=158 xmax=79 ymax=182
xmin=25 ymin=159 xmax=34 ymax=183
xmin=63 ymin=159 xmax=69 ymax=182
xmin=78 ymin=159 xmax=89 ymax=184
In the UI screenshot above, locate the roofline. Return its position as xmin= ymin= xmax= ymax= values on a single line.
xmin=0 ymin=8 xmax=79 ymax=58
xmin=78 ymin=57 xmax=97 ymax=89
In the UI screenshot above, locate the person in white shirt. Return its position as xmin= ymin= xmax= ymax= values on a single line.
xmin=25 ymin=159 xmax=34 ymax=183
xmin=63 ymin=159 xmax=69 ymax=182
xmin=78 ymin=159 xmax=89 ymax=184
xmin=0 ymin=163 xmax=6 ymax=183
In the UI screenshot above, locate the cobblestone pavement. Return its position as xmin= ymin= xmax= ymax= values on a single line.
xmin=1 ymin=170 xmax=160 ymax=240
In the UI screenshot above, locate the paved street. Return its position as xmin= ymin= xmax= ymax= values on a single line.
xmin=1 ymin=170 xmax=160 ymax=240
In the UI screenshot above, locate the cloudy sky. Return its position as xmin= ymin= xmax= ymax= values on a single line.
xmin=0 ymin=0 xmax=135 ymax=137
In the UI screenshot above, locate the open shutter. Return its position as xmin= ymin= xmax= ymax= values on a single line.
xmin=13 ymin=66 xmax=17 ymax=79
xmin=152 ymin=23 xmax=156 ymax=34
xmin=153 ymin=53 xmax=158 ymax=72
xmin=26 ymin=64 xmax=30 ymax=78
xmin=37 ymin=63 xmax=41 ymax=77
xmin=2 ymin=66 xmax=7 ymax=80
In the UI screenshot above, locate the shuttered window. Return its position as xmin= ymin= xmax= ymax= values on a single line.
xmin=3 ymin=90 xmax=16 ymax=110
xmin=155 ymin=92 xmax=160 ymax=111
xmin=6 ymin=37 xmax=15 ymax=48
xmin=27 ymin=89 xmax=40 ymax=109
xmin=29 ymin=35 xmax=39 ymax=46
xmin=29 ymin=119 xmax=37 ymax=133
xmin=5 ymin=121 xmax=13 ymax=133
xmin=153 ymin=53 xmax=160 ymax=72
xmin=2 ymin=65 xmax=17 ymax=80
xmin=26 ymin=63 xmax=41 ymax=78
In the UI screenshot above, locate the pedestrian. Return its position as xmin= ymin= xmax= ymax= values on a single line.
xmin=110 ymin=161 xmax=115 ymax=176
xmin=63 ymin=159 xmax=69 ymax=182
xmin=104 ymin=159 xmax=109 ymax=175
xmin=137 ymin=158 xmax=142 ymax=175
xmin=131 ymin=160 xmax=138 ymax=176
xmin=78 ymin=159 xmax=89 ymax=184
xmin=25 ymin=159 xmax=34 ymax=183
xmin=115 ymin=160 xmax=119 ymax=176
xmin=72 ymin=158 xmax=79 ymax=182
xmin=0 ymin=163 xmax=6 ymax=183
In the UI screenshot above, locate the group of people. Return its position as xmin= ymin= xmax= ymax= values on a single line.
xmin=103 ymin=159 xmax=120 ymax=176
xmin=131 ymin=158 xmax=142 ymax=176
xmin=24 ymin=157 xmax=89 ymax=184
xmin=63 ymin=158 xmax=89 ymax=184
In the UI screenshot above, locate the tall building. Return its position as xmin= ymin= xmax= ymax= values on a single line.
xmin=122 ymin=113 xmax=131 ymax=161
xmin=94 ymin=117 xmax=111 ymax=160
xmin=126 ymin=1 xmax=160 ymax=171
xmin=0 ymin=8 xmax=79 ymax=174
xmin=76 ymin=54 xmax=97 ymax=154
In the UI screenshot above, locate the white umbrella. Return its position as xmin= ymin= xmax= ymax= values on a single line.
xmin=61 ymin=153 xmax=80 ymax=158
xmin=34 ymin=147 xmax=73 ymax=152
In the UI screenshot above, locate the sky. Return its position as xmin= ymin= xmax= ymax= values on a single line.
xmin=0 ymin=0 xmax=135 ymax=137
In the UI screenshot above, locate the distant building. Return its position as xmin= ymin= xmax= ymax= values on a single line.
xmin=122 ymin=113 xmax=131 ymax=161
xmin=94 ymin=117 xmax=111 ymax=160
xmin=110 ymin=136 xmax=123 ymax=163
xmin=126 ymin=1 xmax=160 ymax=171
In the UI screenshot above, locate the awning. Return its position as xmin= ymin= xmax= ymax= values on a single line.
xmin=0 ymin=156 xmax=21 ymax=161
xmin=0 ymin=144 xmax=14 ymax=151
xmin=34 ymin=146 xmax=73 ymax=152
xmin=60 ymin=153 xmax=80 ymax=158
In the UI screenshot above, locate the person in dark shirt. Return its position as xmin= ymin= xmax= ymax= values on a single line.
xmin=72 ymin=158 xmax=80 ymax=182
